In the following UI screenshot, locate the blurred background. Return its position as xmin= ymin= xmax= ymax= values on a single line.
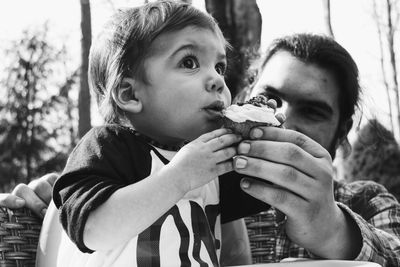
xmin=0 ymin=0 xmax=399 ymax=198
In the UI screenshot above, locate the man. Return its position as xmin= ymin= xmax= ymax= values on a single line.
xmin=0 ymin=172 xmax=56 ymax=218
xmin=230 ymin=33 xmax=400 ymax=265
xmin=2 ymin=33 xmax=400 ymax=266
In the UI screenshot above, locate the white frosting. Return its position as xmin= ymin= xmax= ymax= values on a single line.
xmin=224 ymin=104 xmax=281 ymax=125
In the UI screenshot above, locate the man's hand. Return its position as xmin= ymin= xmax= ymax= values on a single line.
xmin=0 ymin=173 xmax=57 ymax=218
xmin=233 ymin=126 xmax=362 ymax=260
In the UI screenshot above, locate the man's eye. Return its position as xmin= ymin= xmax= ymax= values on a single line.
xmin=302 ymin=107 xmax=327 ymax=121
xmin=215 ymin=63 xmax=226 ymax=75
xmin=181 ymin=56 xmax=199 ymax=69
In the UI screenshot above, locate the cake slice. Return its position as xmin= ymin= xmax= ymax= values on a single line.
xmin=223 ymin=95 xmax=281 ymax=138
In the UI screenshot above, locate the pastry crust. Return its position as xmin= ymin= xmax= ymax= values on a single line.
xmin=223 ymin=95 xmax=281 ymax=138
xmin=222 ymin=118 xmax=277 ymax=138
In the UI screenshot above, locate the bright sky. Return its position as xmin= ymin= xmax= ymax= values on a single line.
xmin=0 ymin=0 xmax=396 ymax=139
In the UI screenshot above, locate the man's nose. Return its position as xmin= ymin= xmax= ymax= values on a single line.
xmin=282 ymin=116 xmax=296 ymax=131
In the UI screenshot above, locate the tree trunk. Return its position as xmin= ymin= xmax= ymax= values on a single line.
xmin=386 ymin=0 xmax=400 ymax=139
xmin=60 ymin=68 xmax=79 ymax=147
xmin=25 ymin=62 xmax=33 ymax=183
xmin=205 ymin=0 xmax=262 ymax=98
xmin=373 ymin=0 xmax=395 ymax=132
xmin=79 ymin=0 xmax=92 ymax=138
xmin=322 ymin=0 xmax=335 ymax=38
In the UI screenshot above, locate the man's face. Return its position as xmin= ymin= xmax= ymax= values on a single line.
xmin=132 ymin=26 xmax=231 ymax=146
xmin=250 ymin=51 xmax=341 ymax=155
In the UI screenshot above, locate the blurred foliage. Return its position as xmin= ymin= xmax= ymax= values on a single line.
xmin=205 ymin=0 xmax=261 ymax=98
xmin=0 ymin=25 xmax=79 ymax=190
xmin=344 ymin=119 xmax=400 ymax=200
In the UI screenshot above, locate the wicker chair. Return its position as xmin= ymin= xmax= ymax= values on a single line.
xmin=0 ymin=207 xmax=42 ymax=267
xmin=0 ymin=207 xmax=270 ymax=266
xmin=245 ymin=211 xmax=276 ymax=264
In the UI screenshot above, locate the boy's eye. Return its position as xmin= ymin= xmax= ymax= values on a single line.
xmin=215 ymin=62 xmax=226 ymax=75
xmin=181 ymin=56 xmax=199 ymax=69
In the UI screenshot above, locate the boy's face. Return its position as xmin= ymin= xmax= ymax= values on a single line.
xmin=250 ymin=51 xmax=341 ymax=156
xmin=133 ymin=26 xmax=231 ymax=146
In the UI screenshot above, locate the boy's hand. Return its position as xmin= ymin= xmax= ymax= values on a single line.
xmin=167 ymin=128 xmax=241 ymax=193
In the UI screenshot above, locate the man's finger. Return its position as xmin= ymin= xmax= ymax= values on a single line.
xmin=0 ymin=194 xmax=26 ymax=209
xmin=239 ymin=177 xmax=305 ymax=217
xmin=12 ymin=184 xmax=48 ymax=218
xmin=233 ymin=156 xmax=313 ymax=198
xmin=237 ymin=140 xmax=330 ymax=180
xmin=266 ymin=99 xmax=277 ymax=110
xmin=28 ymin=175 xmax=56 ymax=205
xmin=250 ymin=127 xmax=329 ymax=159
xmin=39 ymin=172 xmax=58 ymax=187
xmin=275 ymin=113 xmax=286 ymax=124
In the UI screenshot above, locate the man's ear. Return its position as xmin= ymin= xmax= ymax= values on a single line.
xmin=112 ymin=77 xmax=143 ymax=113
xmin=337 ymin=118 xmax=353 ymax=157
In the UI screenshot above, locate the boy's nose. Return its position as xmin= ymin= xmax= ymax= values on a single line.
xmin=205 ymin=73 xmax=225 ymax=93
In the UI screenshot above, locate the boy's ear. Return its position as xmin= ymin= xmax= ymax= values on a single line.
xmin=112 ymin=77 xmax=143 ymax=113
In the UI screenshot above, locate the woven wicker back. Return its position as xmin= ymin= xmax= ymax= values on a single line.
xmin=245 ymin=211 xmax=276 ymax=264
xmin=0 ymin=208 xmax=42 ymax=267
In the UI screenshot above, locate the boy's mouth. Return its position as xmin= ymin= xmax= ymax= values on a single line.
xmin=203 ymin=100 xmax=226 ymax=117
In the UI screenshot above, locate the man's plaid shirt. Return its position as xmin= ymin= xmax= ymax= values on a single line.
xmin=246 ymin=180 xmax=400 ymax=267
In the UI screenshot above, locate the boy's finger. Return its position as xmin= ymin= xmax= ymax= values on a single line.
xmin=214 ymin=147 xmax=237 ymax=162
xmin=0 ymin=194 xmax=26 ymax=209
xmin=208 ymin=134 xmax=242 ymax=151
xmin=217 ymin=161 xmax=234 ymax=176
xmin=197 ymin=128 xmax=231 ymax=142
